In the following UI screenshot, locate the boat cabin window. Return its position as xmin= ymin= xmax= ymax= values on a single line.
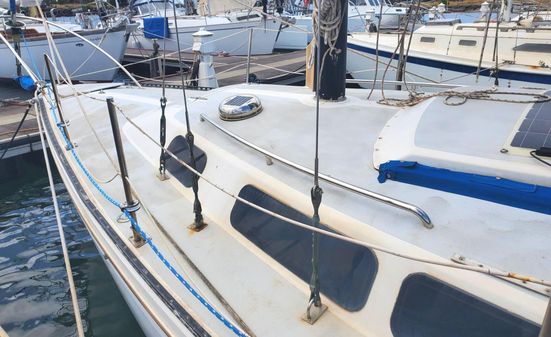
xmin=165 ymin=135 xmax=207 ymax=187
xmin=236 ymin=14 xmax=261 ymax=21
xmin=458 ymin=39 xmax=477 ymax=46
xmin=391 ymin=274 xmax=540 ymax=337
xmin=420 ymin=36 xmax=435 ymax=43
xmin=513 ymin=43 xmax=551 ymax=53
xmin=133 ymin=0 xmax=186 ymax=15
xmin=230 ymin=185 xmax=378 ymax=312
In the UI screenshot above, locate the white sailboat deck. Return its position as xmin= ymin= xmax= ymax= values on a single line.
xmin=49 ymin=83 xmax=549 ymax=336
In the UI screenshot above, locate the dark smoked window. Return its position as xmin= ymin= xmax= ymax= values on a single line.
xmin=391 ymin=274 xmax=540 ymax=337
xmin=165 ymin=135 xmax=207 ymax=187
xmin=514 ymin=43 xmax=551 ymax=53
xmin=420 ymin=36 xmax=436 ymax=43
xmin=458 ymin=39 xmax=477 ymax=46
xmin=230 ymin=185 xmax=378 ymax=311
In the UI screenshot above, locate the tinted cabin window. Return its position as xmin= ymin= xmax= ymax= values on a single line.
xmin=391 ymin=274 xmax=540 ymax=337
xmin=420 ymin=36 xmax=435 ymax=43
xmin=458 ymin=39 xmax=477 ymax=46
xmin=514 ymin=43 xmax=551 ymax=53
xmin=165 ymin=135 xmax=207 ymax=187
xmin=230 ymin=185 xmax=378 ymax=311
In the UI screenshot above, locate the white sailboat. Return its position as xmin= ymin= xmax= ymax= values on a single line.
xmin=0 ymin=5 xmax=133 ymax=82
xmin=37 ymin=70 xmax=551 ymax=337
xmin=27 ymin=0 xmax=551 ymax=335
xmin=128 ymin=0 xmax=280 ymax=56
xmin=273 ymin=0 xmax=407 ymax=50
xmin=347 ymin=1 xmax=551 ymax=88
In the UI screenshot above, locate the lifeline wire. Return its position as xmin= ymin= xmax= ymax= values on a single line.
xmin=107 ymin=95 xmax=551 ymax=288
xmin=31 ymin=31 xmax=551 ymax=288
xmin=41 ymin=89 xmax=248 ymax=337
xmin=307 ymin=0 xmax=324 ymax=314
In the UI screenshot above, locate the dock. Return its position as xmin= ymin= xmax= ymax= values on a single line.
xmin=0 ymin=101 xmax=41 ymax=160
xmin=123 ymin=48 xmax=306 ymax=87
xmin=0 ymin=85 xmax=41 ymax=160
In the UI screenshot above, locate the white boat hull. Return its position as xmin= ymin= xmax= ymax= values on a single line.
xmin=274 ymin=15 xmax=368 ymax=50
xmin=129 ymin=18 xmax=280 ymax=56
xmin=347 ymin=41 xmax=551 ymax=88
xmin=0 ymin=27 xmax=129 ymax=81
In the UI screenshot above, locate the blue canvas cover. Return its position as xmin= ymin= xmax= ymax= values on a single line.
xmin=378 ymin=160 xmax=551 ymax=215
xmin=143 ymin=17 xmax=170 ymax=39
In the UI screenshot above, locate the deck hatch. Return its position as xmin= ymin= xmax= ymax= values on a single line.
xmin=165 ymin=135 xmax=207 ymax=187
xmin=219 ymin=95 xmax=262 ymax=121
xmin=230 ymin=185 xmax=378 ymax=312
xmin=511 ymin=91 xmax=551 ymax=149
xmin=391 ymin=273 xmax=540 ymax=337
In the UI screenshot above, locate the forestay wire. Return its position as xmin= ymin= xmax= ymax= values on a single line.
xmin=306 ymin=0 xmax=325 ymax=321
xmin=171 ymin=0 xmax=206 ymax=230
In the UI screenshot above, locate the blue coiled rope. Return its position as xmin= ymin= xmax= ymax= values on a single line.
xmin=44 ymin=89 xmax=248 ymax=337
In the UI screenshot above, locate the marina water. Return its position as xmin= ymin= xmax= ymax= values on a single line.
xmin=0 ymin=151 xmax=145 ymax=336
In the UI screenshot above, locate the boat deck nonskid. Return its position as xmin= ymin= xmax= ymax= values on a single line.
xmin=54 ymin=85 xmax=364 ymax=336
xmin=53 ymin=83 xmax=549 ymax=336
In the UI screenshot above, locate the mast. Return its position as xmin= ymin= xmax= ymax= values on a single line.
xmin=314 ymin=0 xmax=347 ymax=101
xmin=7 ymin=0 xmax=23 ymax=77
xmin=501 ymin=0 xmax=512 ymax=22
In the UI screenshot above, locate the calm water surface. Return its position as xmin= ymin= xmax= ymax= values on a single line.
xmin=0 ymin=153 xmax=145 ymax=337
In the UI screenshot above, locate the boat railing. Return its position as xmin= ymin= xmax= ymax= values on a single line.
xmin=199 ymin=113 xmax=433 ymax=228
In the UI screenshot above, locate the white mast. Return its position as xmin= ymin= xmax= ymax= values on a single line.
xmin=500 ymin=0 xmax=512 ymax=21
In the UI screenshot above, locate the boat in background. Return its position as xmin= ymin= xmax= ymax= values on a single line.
xmin=128 ymin=0 xmax=280 ymax=56
xmin=0 ymin=9 xmax=134 ymax=82
xmin=347 ymin=1 xmax=551 ymax=88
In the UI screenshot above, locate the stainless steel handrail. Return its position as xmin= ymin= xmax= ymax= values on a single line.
xmin=200 ymin=113 xmax=433 ymax=228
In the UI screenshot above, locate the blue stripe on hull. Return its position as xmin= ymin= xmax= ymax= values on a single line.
xmin=347 ymin=42 xmax=551 ymax=85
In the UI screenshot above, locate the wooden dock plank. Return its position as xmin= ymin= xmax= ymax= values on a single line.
xmin=0 ymin=103 xmax=40 ymax=160
xmin=124 ymin=48 xmax=306 ymax=87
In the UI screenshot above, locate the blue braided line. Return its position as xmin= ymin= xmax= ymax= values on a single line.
xmin=123 ymin=210 xmax=248 ymax=337
xmin=44 ymin=89 xmax=248 ymax=337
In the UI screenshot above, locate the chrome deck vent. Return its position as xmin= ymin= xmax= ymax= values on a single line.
xmin=218 ymin=95 xmax=262 ymax=121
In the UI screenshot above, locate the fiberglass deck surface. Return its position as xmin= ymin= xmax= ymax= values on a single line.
xmin=53 ymin=84 xmax=364 ymax=337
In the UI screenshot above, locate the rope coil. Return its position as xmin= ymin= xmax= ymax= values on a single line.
xmin=379 ymin=88 xmax=551 ymax=107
